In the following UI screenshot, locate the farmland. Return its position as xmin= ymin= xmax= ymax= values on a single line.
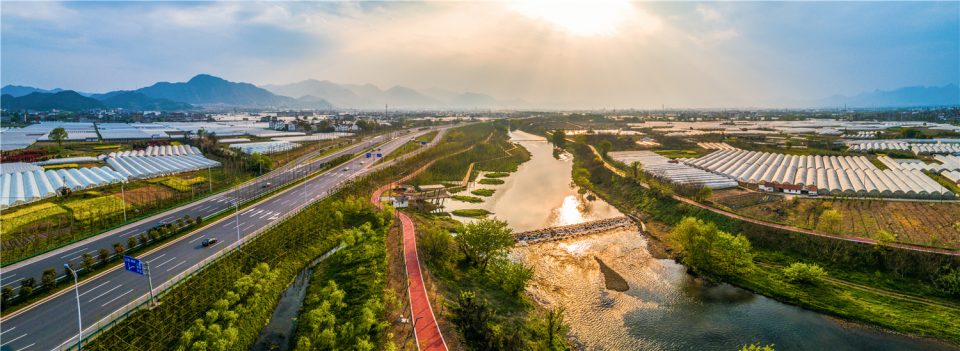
xmin=0 ymin=202 xmax=68 ymax=237
xmin=63 ymin=195 xmax=128 ymax=221
xmin=714 ymin=190 xmax=960 ymax=248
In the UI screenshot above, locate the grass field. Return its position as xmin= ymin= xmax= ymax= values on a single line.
xmin=0 ymin=202 xmax=68 ymax=237
xmin=478 ymin=178 xmax=505 ymax=185
xmin=63 ymin=195 xmax=128 ymax=221
xmin=451 ymin=209 xmax=492 ymax=217
xmin=653 ymin=149 xmax=709 ymax=159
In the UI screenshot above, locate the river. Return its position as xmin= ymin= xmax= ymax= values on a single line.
xmin=448 ymin=130 xmax=956 ymax=350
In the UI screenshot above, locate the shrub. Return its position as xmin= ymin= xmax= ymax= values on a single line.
xmin=452 ymin=195 xmax=484 ymax=203
xmin=98 ymin=248 xmax=110 ymax=263
xmin=42 ymin=268 xmax=58 ymax=288
xmin=451 ymin=209 xmax=492 ymax=218
xmin=128 ymin=237 xmax=138 ymax=250
xmin=420 ymin=225 xmax=458 ymax=269
xmin=782 ymin=262 xmax=827 ymax=284
xmin=488 ymin=259 xmax=532 ymax=297
xmin=471 ymin=189 xmax=495 ymax=197
xmin=484 ymin=172 xmax=510 ymax=178
xmin=934 ymin=267 xmax=960 ymax=297
xmin=741 ymin=343 xmax=776 ymax=351
xmin=478 ymin=178 xmax=505 ymax=185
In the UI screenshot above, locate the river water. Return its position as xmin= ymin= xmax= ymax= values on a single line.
xmin=451 ymin=130 xmax=956 ymax=351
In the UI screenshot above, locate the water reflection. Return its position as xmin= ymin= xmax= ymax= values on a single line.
xmin=445 ymin=130 xmax=621 ymax=232
xmin=516 ymin=230 xmax=956 ymax=351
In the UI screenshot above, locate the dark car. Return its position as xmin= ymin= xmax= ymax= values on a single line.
xmin=261 ymin=182 xmax=272 ymax=188
xmin=201 ymin=238 xmax=218 ymax=247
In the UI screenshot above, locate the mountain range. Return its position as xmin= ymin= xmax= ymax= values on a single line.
xmin=814 ymin=84 xmax=959 ymax=108
xmin=3 ymin=75 xmax=956 ymax=112
xmin=260 ymin=79 xmax=521 ymax=109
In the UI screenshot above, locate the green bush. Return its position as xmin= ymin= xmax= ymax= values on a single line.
xmin=478 ymin=178 xmax=505 ymax=185
xmin=471 ymin=189 xmax=495 ymax=197
xmin=452 ymin=195 xmax=484 ymax=203
xmin=452 ymin=209 xmax=492 ymax=218
xmin=782 ymin=262 xmax=827 ymax=284
xmin=484 ymin=172 xmax=510 ymax=178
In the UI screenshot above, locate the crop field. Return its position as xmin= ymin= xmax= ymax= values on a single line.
xmin=151 ymin=176 xmax=207 ymax=192
xmin=732 ymin=196 xmax=960 ymax=248
xmin=711 ymin=188 xmax=783 ymax=209
xmin=0 ymin=202 xmax=68 ymax=237
xmin=63 ymin=195 xmax=128 ymax=221
xmin=121 ymin=184 xmax=177 ymax=206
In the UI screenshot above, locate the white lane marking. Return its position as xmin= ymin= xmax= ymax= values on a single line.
xmin=154 ymin=257 xmax=177 ymax=268
xmin=0 ymin=326 xmax=15 ymax=335
xmin=258 ymin=211 xmax=272 ymax=219
xmin=60 ymin=249 xmax=86 ymax=259
xmin=101 ymin=288 xmax=134 ymax=307
xmin=268 ymin=215 xmax=280 ymax=220
xmin=14 ymin=342 xmax=35 ymax=351
xmin=2 ymin=280 xmax=19 ymax=288
xmin=87 ymin=285 xmax=122 ymax=302
xmin=79 ymin=280 xmax=113 ymax=298
xmin=0 ymin=273 xmax=18 ymax=284
xmin=0 ymin=333 xmax=26 ymax=347
xmin=146 ymin=254 xmax=166 ymax=263
xmin=166 ymin=261 xmax=187 ymax=272
xmin=189 ymin=235 xmax=206 ymax=244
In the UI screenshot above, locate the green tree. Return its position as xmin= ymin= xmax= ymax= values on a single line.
xmin=48 ymin=127 xmax=68 ymax=148
xmin=450 ymin=290 xmax=495 ymax=349
xmin=782 ymin=262 xmax=827 ymax=284
xmin=82 ymin=253 xmax=95 ymax=272
xmin=669 ymin=217 xmax=753 ymax=277
xmin=695 ymin=186 xmax=713 ymax=201
xmin=128 ymin=236 xmax=138 ymax=250
xmin=934 ymin=267 xmax=960 ymax=297
xmin=597 ymin=140 xmax=612 ymax=157
xmin=818 ymin=209 xmax=843 ymax=233
xmin=1 ymin=286 xmax=13 ymax=308
xmin=550 ymin=130 xmax=566 ymax=149
xmin=488 ymin=259 xmax=532 ymax=296
xmin=42 ymin=268 xmax=58 ymax=288
xmin=98 ymin=248 xmax=110 ymax=263
xmin=456 ymin=219 xmax=515 ymax=271
xmin=420 ymin=224 xmax=457 ymax=270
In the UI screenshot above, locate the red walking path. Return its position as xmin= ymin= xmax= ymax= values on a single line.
xmin=372 ymin=181 xmax=448 ymax=351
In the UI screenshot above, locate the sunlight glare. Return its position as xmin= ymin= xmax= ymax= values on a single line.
xmin=511 ymin=0 xmax=634 ymax=36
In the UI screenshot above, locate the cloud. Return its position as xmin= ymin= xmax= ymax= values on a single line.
xmin=1 ymin=1 xmax=957 ymax=108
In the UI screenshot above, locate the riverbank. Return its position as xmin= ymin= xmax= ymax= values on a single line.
xmin=565 ymin=139 xmax=960 ymax=346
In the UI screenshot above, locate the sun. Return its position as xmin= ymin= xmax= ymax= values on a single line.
xmin=511 ymin=0 xmax=634 ymax=37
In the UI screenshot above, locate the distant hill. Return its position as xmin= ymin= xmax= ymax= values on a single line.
xmin=136 ymin=74 xmax=331 ymax=109
xmin=96 ymin=91 xmax=193 ymax=111
xmin=262 ymin=79 xmax=517 ymax=109
xmin=1 ymin=85 xmax=68 ymax=97
xmin=1 ymin=91 xmax=104 ymax=111
xmin=817 ymin=84 xmax=959 ymax=108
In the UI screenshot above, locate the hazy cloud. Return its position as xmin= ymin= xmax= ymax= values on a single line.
xmin=2 ymin=1 xmax=957 ymax=108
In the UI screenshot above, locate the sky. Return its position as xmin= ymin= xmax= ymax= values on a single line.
xmin=2 ymin=1 xmax=958 ymax=108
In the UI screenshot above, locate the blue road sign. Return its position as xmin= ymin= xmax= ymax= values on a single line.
xmin=366 ymin=153 xmax=372 ymax=158
xmin=123 ymin=256 xmax=145 ymax=275
xmin=420 ymin=141 xmax=427 ymax=145
xmin=376 ymin=153 xmax=382 ymax=158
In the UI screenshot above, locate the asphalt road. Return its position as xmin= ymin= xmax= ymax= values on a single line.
xmin=0 ymin=127 xmax=443 ymax=351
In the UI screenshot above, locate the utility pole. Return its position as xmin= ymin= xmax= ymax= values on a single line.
xmin=65 ymin=264 xmax=83 ymax=351
xmin=235 ymin=184 xmax=241 ymax=247
xmin=121 ymin=180 xmax=127 ymax=222
xmin=145 ymin=261 xmax=157 ymax=307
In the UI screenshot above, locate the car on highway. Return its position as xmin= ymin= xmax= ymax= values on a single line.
xmin=201 ymin=238 xmax=218 ymax=247
xmin=342 ymin=167 xmax=350 ymax=172
xmin=261 ymin=182 xmax=272 ymax=188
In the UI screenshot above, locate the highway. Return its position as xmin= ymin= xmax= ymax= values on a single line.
xmin=0 ymin=127 xmax=444 ymax=351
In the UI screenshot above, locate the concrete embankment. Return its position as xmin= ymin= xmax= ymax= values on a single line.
xmin=514 ymin=217 xmax=634 ymax=244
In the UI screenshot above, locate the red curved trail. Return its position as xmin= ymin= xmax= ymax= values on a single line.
xmin=372 ymin=184 xmax=448 ymax=351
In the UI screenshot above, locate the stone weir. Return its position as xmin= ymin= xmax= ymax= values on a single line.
xmin=514 ymin=216 xmax=635 ymax=244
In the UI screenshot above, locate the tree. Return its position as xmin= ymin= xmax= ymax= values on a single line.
xmin=1 ymin=286 xmax=13 ymax=308
xmin=669 ymin=217 xmax=754 ymax=277
xmin=420 ymin=225 xmax=457 ymax=270
xmin=818 ymin=209 xmax=843 ymax=233
xmin=550 ymin=130 xmax=566 ymax=149
xmin=128 ymin=236 xmax=138 ymax=250
xmin=113 ymin=242 xmax=124 ymax=256
xmin=49 ymin=127 xmax=68 ymax=148
xmin=455 ymin=219 xmax=515 ymax=271
xmin=695 ymin=186 xmax=713 ymax=201
xmin=20 ymin=277 xmax=36 ymax=297
xmin=42 ymin=268 xmax=58 ymax=288
xmin=782 ymin=262 xmax=827 ymax=284
xmin=82 ymin=253 xmax=95 ymax=272
xmin=99 ymin=248 xmax=110 ymax=263
xmin=488 ymin=259 xmax=532 ymax=296
xmin=631 ymin=161 xmax=642 ymax=179
xmin=934 ymin=267 xmax=960 ymax=297
xmin=597 ymin=140 xmax=612 ymax=157
xmin=450 ymin=291 xmax=495 ymax=349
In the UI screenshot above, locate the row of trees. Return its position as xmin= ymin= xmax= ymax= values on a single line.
xmin=1 ymin=215 xmax=200 ymax=309
xmin=175 ymin=263 xmax=278 ymax=351
xmin=294 ymin=224 xmax=390 ymax=350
